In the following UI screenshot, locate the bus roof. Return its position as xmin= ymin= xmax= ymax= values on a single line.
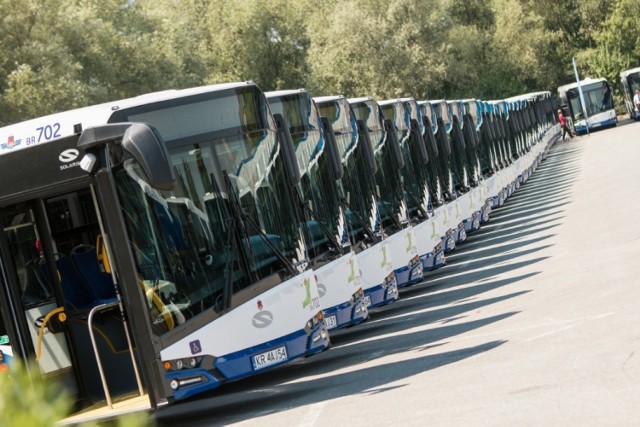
xmin=557 ymin=77 xmax=607 ymax=93
xmin=620 ymin=66 xmax=640 ymax=78
xmin=504 ymin=91 xmax=550 ymax=103
xmin=313 ymin=95 xmax=347 ymax=104
xmin=0 ymin=81 xmax=254 ymax=157
xmin=347 ymin=97 xmax=376 ymax=105
xmin=264 ymin=88 xmax=308 ymax=98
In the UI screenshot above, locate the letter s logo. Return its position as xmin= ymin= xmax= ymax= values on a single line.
xmin=59 ymin=149 xmax=79 ymax=163
xmin=252 ymin=311 xmax=274 ymax=328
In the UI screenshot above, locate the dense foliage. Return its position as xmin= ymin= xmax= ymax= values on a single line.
xmin=1 ymin=0 xmax=638 ymax=125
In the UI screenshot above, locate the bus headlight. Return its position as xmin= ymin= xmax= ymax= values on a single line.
xmin=164 ymin=356 xmax=203 ymax=371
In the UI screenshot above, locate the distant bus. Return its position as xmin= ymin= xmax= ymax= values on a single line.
xmin=557 ymin=77 xmax=617 ymax=134
xmin=620 ymin=66 xmax=640 ymax=120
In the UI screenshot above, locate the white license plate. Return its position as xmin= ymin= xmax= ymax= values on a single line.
xmin=324 ymin=315 xmax=337 ymax=330
xmin=364 ymin=295 xmax=372 ymax=307
xmin=252 ymin=346 xmax=288 ymax=371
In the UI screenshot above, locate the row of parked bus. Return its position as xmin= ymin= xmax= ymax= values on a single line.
xmin=0 ymin=82 xmax=560 ymax=423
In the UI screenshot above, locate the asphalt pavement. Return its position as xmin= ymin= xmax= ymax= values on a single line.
xmin=155 ymin=119 xmax=640 ymax=426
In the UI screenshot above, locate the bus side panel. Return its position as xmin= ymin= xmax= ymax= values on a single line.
xmin=433 ymin=205 xmax=450 ymax=238
xmin=314 ymin=252 xmax=366 ymax=331
xmin=357 ymin=242 xmax=394 ymax=293
xmin=457 ymin=192 xmax=474 ymax=223
xmin=357 ymin=241 xmax=397 ymax=307
xmin=447 ymin=199 xmax=462 ymax=231
xmin=412 ymin=217 xmax=441 ymax=258
xmin=385 ymin=228 xmax=421 ymax=287
xmin=160 ymin=270 xmax=322 ymax=363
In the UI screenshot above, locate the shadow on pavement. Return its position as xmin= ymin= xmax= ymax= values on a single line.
xmin=153 ymin=133 xmax=583 ymax=426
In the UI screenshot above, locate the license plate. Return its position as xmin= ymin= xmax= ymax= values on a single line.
xmin=324 ymin=315 xmax=337 ymax=330
xmin=364 ymin=295 xmax=372 ymax=307
xmin=252 ymin=346 xmax=288 ymax=371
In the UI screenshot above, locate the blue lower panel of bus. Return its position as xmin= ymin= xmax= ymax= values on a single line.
xmin=363 ymin=276 xmax=398 ymax=308
xmin=491 ymin=191 xmax=506 ymax=208
xmin=575 ymin=117 xmax=617 ymax=134
xmin=454 ymin=225 xmax=467 ymax=244
xmin=464 ymin=212 xmax=481 ymax=233
xmin=323 ymin=298 xmax=368 ymax=331
xmin=422 ymin=249 xmax=446 ymax=271
xmin=481 ymin=203 xmax=491 ymax=224
xmin=396 ymin=259 xmax=423 ymax=288
xmin=442 ymin=233 xmax=456 ymax=253
xmin=167 ymin=323 xmax=329 ymax=400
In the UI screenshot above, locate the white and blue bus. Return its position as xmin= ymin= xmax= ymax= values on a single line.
xmin=557 ymin=77 xmax=617 ymax=134
xmin=347 ymin=97 xmax=423 ymax=291
xmin=315 ymin=96 xmax=399 ymax=308
xmin=377 ymin=98 xmax=435 ymax=287
xmin=620 ymin=66 xmax=640 ymax=120
xmin=0 ymin=82 xmax=329 ymax=423
xmin=265 ymin=89 xmax=369 ymax=331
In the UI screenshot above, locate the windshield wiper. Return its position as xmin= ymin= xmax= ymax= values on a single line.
xmin=338 ymin=195 xmax=378 ymax=244
xmin=294 ymin=186 xmax=345 ymax=260
xmin=222 ymin=171 xmax=298 ymax=278
xmin=373 ymin=193 xmax=404 ymax=232
xmin=402 ymin=186 xmax=430 ymax=220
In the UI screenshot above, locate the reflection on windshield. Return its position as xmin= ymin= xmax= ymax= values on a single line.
xmin=381 ymin=102 xmax=428 ymax=221
xmin=350 ymin=101 xmax=404 ymax=233
xmin=114 ymin=128 xmax=300 ymax=336
xmin=567 ymin=82 xmax=614 ymax=119
xmin=270 ymin=94 xmax=344 ymax=259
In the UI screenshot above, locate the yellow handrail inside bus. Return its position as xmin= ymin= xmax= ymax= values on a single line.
xmin=139 ymin=279 xmax=175 ymax=331
xmin=96 ymin=235 xmax=112 ymax=274
xmin=35 ymin=307 xmax=66 ymax=362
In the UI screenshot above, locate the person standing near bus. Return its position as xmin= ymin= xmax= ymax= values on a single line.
xmin=558 ymin=109 xmax=573 ymax=141
xmin=633 ymin=89 xmax=640 ymax=115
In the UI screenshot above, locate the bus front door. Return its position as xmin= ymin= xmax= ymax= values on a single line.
xmin=0 ymin=187 xmax=146 ymax=414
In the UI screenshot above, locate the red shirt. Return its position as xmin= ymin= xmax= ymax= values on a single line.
xmin=558 ymin=112 xmax=567 ymax=126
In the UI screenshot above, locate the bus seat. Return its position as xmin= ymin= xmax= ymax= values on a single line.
xmin=70 ymin=245 xmax=116 ymax=302
xmin=55 ymin=255 xmax=94 ymax=310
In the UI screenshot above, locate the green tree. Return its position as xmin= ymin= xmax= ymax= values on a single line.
xmin=0 ymin=0 xmax=197 ymax=126
xmin=198 ymin=0 xmax=312 ymax=91
xmin=0 ymin=0 xmax=90 ymax=125
xmin=307 ymin=0 xmax=449 ymax=100
xmin=486 ymin=0 xmax=555 ymax=97
xmin=576 ymin=0 xmax=640 ymax=112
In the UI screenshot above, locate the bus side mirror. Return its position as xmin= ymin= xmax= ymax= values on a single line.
xmin=272 ymin=113 xmax=302 ymax=186
xmin=384 ymin=119 xmax=405 ymax=169
xmin=78 ymin=123 xmax=176 ymax=191
xmin=436 ymin=118 xmax=452 ymax=157
xmin=122 ymin=124 xmax=175 ymax=191
xmin=410 ymin=118 xmax=428 ymax=164
xmin=355 ymin=119 xmax=377 ymax=175
xmin=320 ymin=116 xmax=344 ymax=180
xmin=422 ymin=116 xmax=439 ymax=157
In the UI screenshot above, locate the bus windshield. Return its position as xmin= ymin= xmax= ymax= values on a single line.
xmin=380 ymin=100 xmax=429 ymax=221
xmin=319 ymin=98 xmax=376 ymax=245
xmin=268 ymin=92 xmax=344 ymax=260
xmin=112 ymin=87 xmax=300 ymax=336
xmin=350 ymin=99 xmax=404 ymax=233
xmin=565 ymin=81 xmax=613 ymax=119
